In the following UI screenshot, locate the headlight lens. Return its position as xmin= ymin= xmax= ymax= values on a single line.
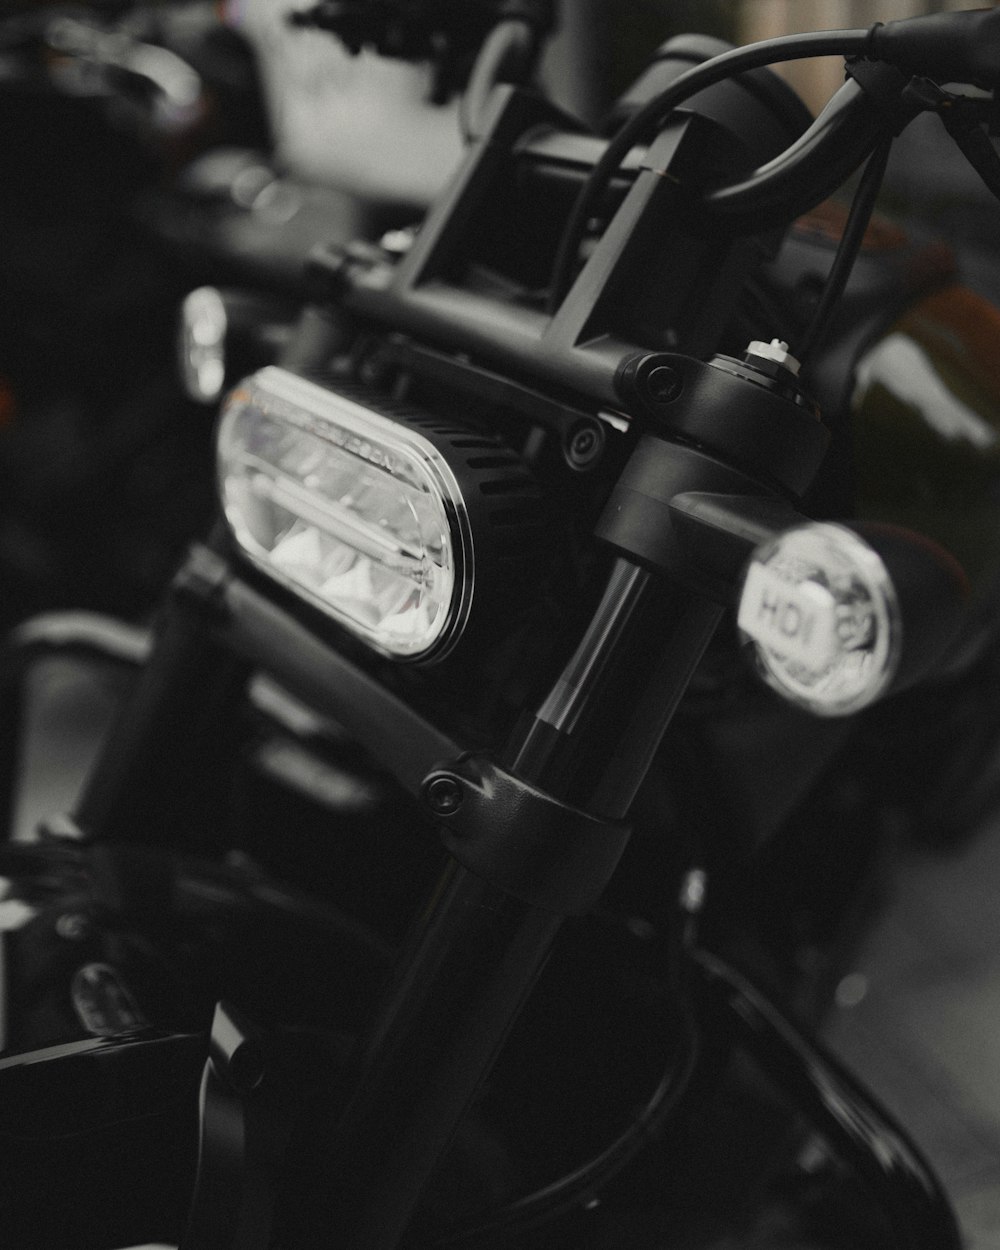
xmin=217 ymin=367 xmax=474 ymax=659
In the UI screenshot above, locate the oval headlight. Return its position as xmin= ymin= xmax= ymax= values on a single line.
xmin=217 ymin=367 xmax=541 ymax=661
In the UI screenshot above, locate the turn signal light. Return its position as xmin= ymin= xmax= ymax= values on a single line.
xmin=738 ymin=523 xmax=900 ymax=716
xmin=738 ymin=521 xmax=970 ymax=716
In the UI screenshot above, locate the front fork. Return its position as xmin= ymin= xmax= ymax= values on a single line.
xmin=63 ymin=539 xmax=718 ymax=1249
xmin=45 ymin=343 xmax=960 ymax=1248
xmin=277 ymin=563 xmax=721 ymax=1250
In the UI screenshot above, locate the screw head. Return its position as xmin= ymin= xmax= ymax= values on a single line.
xmin=565 ymin=420 xmax=605 ymax=471
xmin=644 ymin=365 xmax=684 ymax=405
xmin=616 ymin=353 xmax=687 ymax=414
xmin=425 ymin=775 xmax=464 ymax=816
xmin=56 ymin=913 xmax=92 ymax=942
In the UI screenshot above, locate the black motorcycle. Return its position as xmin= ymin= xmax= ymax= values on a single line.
xmin=0 ymin=0 xmax=440 ymax=626
xmin=3 ymin=4 xmax=1000 ymax=1248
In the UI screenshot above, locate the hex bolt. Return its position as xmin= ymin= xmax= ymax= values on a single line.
xmin=745 ymin=339 xmax=801 ymax=376
xmin=425 ymin=775 xmax=464 ymax=816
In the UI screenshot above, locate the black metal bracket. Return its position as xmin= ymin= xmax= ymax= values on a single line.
xmin=372 ymin=334 xmax=621 ymax=472
xmin=180 ymin=1001 xmax=359 ymax=1250
xmin=332 ymin=89 xmax=769 ymax=409
xmin=666 ymin=491 xmax=808 ymax=601
xmin=421 ymin=755 xmax=631 ymax=914
xmin=215 ymin=563 xmax=460 ymax=799
xmin=181 ymin=1002 xmax=277 ymax=1250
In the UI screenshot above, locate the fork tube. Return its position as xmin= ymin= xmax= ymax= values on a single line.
xmin=506 ymin=558 xmax=723 ymax=814
xmin=291 ymin=561 xmax=722 ymax=1249
xmin=282 ymin=862 xmax=562 ymax=1250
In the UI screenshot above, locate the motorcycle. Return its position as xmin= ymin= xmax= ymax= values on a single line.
xmin=0 ymin=0 xmax=454 ymax=628
xmin=3 ymin=3 xmax=1000 ymax=1247
xmin=0 ymin=0 xmax=273 ymax=625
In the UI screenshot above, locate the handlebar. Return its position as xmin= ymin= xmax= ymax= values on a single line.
xmin=869 ymin=6 xmax=1000 ymax=88
xmin=329 ymin=7 xmax=1000 ymax=420
xmin=547 ymin=27 xmax=874 ymax=310
xmin=699 ymin=77 xmax=898 ymax=233
xmin=549 ymin=12 xmax=1000 ymax=309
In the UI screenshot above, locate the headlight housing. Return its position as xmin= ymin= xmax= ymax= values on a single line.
xmin=217 ymin=367 xmax=543 ymax=662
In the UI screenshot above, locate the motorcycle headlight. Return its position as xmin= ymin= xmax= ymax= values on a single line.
xmin=217 ymin=367 xmax=541 ymax=661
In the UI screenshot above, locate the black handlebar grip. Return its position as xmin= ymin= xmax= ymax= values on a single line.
xmin=868 ymin=8 xmax=1000 ymax=88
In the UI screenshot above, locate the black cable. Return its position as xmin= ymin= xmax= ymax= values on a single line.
xmin=699 ymin=78 xmax=899 ymax=232
xmin=546 ymin=28 xmax=874 ymax=313
xmin=797 ymin=136 xmax=893 ymax=363
xmin=429 ymin=956 xmax=700 ymax=1247
xmin=939 ymin=95 xmax=1000 ymax=203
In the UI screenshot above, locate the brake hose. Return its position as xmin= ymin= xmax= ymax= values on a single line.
xmin=460 ymin=17 xmax=543 ymax=143
xmin=546 ymin=27 xmax=874 ymax=312
xmin=797 ymin=136 xmax=893 ymax=362
xmin=699 ymin=75 xmax=906 ymax=232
